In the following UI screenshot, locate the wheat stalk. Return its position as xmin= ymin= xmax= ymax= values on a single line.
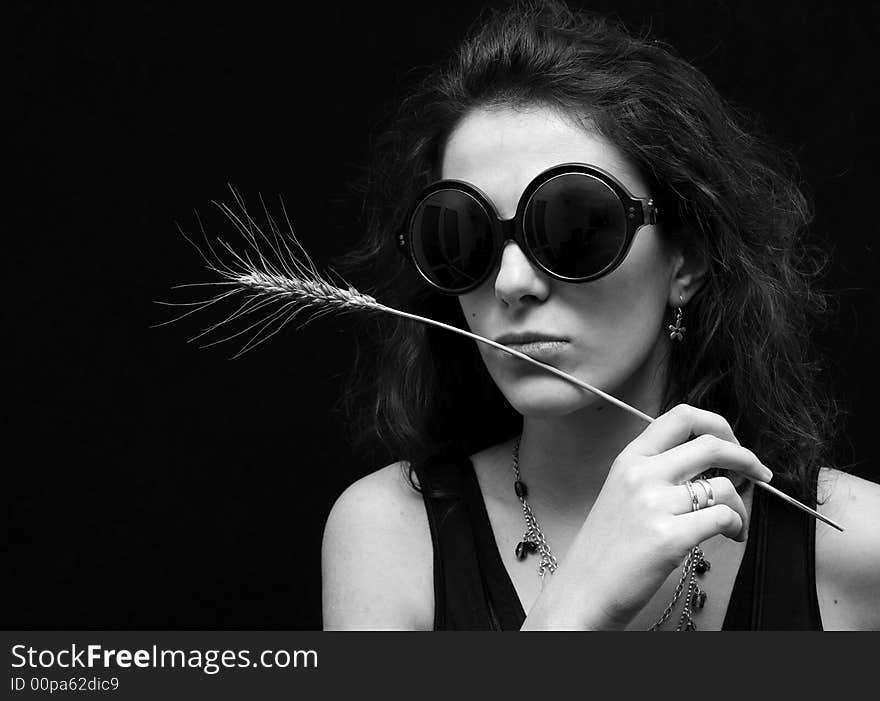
xmin=153 ymin=187 xmax=843 ymax=531
xmin=153 ymin=187 xmax=646 ymax=417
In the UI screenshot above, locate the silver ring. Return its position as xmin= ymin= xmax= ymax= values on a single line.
xmin=685 ymin=480 xmax=700 ymax=512
xmin=696 ymin=478 xmax=715 ymax=507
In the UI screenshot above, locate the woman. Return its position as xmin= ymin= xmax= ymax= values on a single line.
xmin=321 ymin=0 xmax=880 ymax=629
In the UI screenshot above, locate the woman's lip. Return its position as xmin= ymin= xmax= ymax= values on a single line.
xmin=495 ymin=334 xmax=569 ymax=345
xmin=500 ymin=340 xmax=570 ymax=359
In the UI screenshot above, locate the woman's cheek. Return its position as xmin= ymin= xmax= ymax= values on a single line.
xmin=458 ymin=296 xmax=487 ymax=333
xmin=572 ymin=282 xmax=667 ymax=377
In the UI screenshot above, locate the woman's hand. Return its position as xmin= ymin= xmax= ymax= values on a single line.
xmin=523 ymin=403 xmax=774 ymax=630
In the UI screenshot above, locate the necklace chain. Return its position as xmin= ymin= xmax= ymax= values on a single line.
xmin=511 ymin=435 xmax=708 ymax=630
xmin=512 ymin=437 xmax=559 ymax=578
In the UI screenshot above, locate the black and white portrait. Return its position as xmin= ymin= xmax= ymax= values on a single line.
xmin=9 ymin=0 xmax=879 ymax=634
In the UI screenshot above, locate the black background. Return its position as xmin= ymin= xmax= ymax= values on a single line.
xmin=8 ymin=1 xmax=879 ymax=629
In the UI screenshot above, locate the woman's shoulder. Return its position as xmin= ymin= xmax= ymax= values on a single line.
xmin=814 ymin=468 xmax=880 ymax=630
xmin=327 ymin=460 xmax=425 ymax=520
xmin=321 ymin=461 xmax=434 ymax=630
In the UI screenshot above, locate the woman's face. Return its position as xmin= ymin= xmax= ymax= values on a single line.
xmin=442 ymin=104 xmax=680 ymax=416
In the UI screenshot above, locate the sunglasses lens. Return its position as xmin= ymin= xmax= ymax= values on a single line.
xmin=410 ymin=189 xmax=495 ymax=292
xmin=524 ymin=174 xmax=627 ymax=279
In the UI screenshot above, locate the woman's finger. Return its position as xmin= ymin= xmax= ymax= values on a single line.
xmin=647 ymin=434 xmax=773 ymax=484
xmin=622 ymin=404 xmax=739 ymax=458
xmin=673 ymin=503 xmax=748 ymax=544
xmin=663 ymin=477 xmax=748 ymax=534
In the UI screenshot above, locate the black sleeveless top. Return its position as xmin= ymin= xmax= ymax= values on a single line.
xmin=411 ymin=451 xmax=823 ymax=630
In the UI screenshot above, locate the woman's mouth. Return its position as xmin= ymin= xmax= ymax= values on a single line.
xmin=503 ymin=340 xmax=569 ymax=359
xmin=493 ymin=334 xmax=571 ymax=361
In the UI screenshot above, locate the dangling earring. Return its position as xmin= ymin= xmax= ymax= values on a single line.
xmin=668 ymin=294 xmax=686 ymax=342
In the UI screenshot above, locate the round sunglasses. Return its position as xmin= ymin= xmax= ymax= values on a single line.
xmin=396 ymin=162 xmax=660 ymax=295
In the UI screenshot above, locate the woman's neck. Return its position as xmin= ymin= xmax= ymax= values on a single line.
xmin=516 ymin=346 xmax=670 ymax=519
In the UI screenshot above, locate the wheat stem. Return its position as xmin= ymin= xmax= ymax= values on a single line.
xmin=154 ymin=188 xmax=844 ymax=532
xmin=371 ymin=302 xmax=655 ymax=423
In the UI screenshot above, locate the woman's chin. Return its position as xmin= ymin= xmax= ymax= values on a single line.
xmin=497 ymin=374 xmax=605 ymax=417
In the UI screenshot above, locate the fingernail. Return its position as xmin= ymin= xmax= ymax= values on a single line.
xmin=761 ymin=466 xmax=773 ymax=481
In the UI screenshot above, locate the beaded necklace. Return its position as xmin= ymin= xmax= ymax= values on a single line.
xmin=511 ymin=436 xmax=710 ymax=630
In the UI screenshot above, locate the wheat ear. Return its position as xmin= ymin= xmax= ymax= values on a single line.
xmin=153 ymin=188 xmax=843 ymax=531
xmin=152 ymin=187 xmax=646 ymax=417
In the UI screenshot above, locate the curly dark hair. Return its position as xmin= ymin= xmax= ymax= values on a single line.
xmin=334 ymin=0 xmax=839 ymax=504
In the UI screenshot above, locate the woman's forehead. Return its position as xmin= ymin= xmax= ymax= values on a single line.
xmin=440 ymin=105 xmax=646 ymax=214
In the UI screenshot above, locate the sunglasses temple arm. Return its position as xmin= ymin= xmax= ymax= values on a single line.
xmin=641 ymin=197 xmax=659 ymax=226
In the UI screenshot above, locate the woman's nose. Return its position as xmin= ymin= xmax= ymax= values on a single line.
xmin=493 ymin=240 xmax=551 ymax=306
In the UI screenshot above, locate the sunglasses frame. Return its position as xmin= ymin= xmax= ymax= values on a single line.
xmin=397 ymin=162 xmax=659 ymax=295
